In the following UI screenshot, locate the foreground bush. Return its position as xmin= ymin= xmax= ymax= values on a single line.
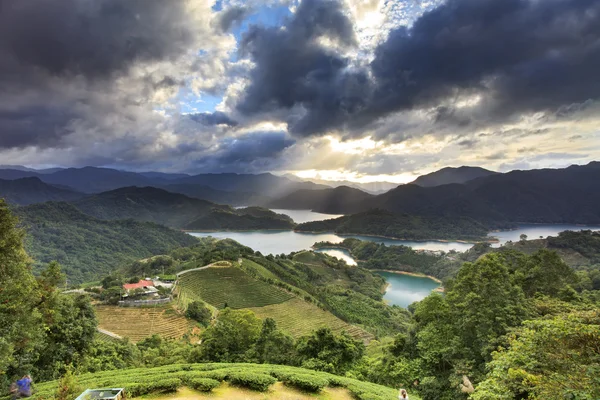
xmin=188 ymin=378 xmax=220 ymax=392
xmin=282 ymin=373 xmax=328 ymax=392
xmin=126 ymin=378 xmax=181 ymax=397
xmin=227 ymin=372 xmax=277 ymax=392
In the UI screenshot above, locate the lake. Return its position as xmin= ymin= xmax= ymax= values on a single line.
xmin=488 ymin=224 xmax=600 ymax=246
xmin=376 ymin=271 xmax=441 ymax=308
xmin=314 ymin=248 xmax=357 ymax=266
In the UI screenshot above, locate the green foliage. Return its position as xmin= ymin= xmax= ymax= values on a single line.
xmin=253 ymin=318 xmax=296 ymax=365
xmin=198 ymin=309 xmax=262 ymax=362
xmin=281 ymin=373 xmax=329 ymax=392
xmin=55 ymin=369 xmax=80 ymax=400
xmin=177 ymin=266 xmax=293 ymax=309
xmin=296 ymin=328 xmax=365 ymax=375
xmin=186 ymin=377 xmax=220 ymax=392
xmin=227 ymin=372 xmax=277 ymax=391
xmin=473 ymin=311 xmax=600 ymax=400
xmin=0 ymin=200 xmax=42 ymax=380
xmin=11 ymin=364 xmax=398 ymax=400
xmin=15 ymin=202 xmax=198 ymax=283
xmin=296 ymin=209 xmax=489 ymax=241
xmin=185 ymin=301 xmax=212 ymax=326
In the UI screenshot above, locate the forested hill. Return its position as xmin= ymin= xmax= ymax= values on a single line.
xmin=296 ymin=209 xmax=489 ymax=241
xmin=72 ymin=186 xmax=228 ymax=228
xmin=0 ymin=177 xmax=84 ymax=205
xmin=72 ymin=186 xmax=295 ymax=230
xmin=267 ymin=186 xmax=373 ymax=214
xmin=14 ymin=201 xmax=198 ymax=283
xmin=411 ymin=166 xmax=498 ymax=187
xmin=277 ymin=162 xmax=600 ymax=227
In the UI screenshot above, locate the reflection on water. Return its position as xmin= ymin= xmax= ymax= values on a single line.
xmin=314 ymin=248 xmax=357 ymax=266
xmin=270 ymin=209 xmax=343 ymax=224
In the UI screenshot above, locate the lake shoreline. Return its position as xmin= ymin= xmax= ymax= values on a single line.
xmin=299 ymin=230 xmax=494 ymax=244
xmin=374 ymin=269 xmax=443 ymax=284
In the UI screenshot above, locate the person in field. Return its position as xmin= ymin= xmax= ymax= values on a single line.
xmin=399 ymin=388 xmax=409 ymax=399
xmin=13 ymin=375 xmax=32 ymax=398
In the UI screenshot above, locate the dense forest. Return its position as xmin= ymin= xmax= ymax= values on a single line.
xmin=14 ymin=201 xmax=198 ymax=283
xmin=296 ymin=209 xmax=489 ymax=241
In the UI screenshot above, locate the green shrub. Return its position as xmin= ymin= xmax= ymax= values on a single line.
xmin=125 ymin=378 xmax=181 ymax=397
xmin=198 ymin=370 xmax=229 ymax=381
xmin=228 ymin=372 xmax=276 ymax=392
xmin=188 ymin=378 xmax=220 ymax=392
xmin=283 ymin=373 xmax=329 ymax=392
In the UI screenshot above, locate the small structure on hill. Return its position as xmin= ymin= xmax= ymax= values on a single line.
xmin=75 ymin=388 xmax=124 ymax=400
xmin=123 ymin=279 xmax=155 ymax=292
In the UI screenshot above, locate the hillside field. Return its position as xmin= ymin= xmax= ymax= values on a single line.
xmin=176 ymin=266 xmax=294 ymax=309
xmin=95 ymin=305 xmax=194 ymax=343
xmin=248 ymin=298 xmax=372 ymax=341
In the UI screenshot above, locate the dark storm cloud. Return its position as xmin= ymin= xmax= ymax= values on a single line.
xmin=0 ymin=0 xmax=202 ymax=149
xmin=189 ymin=111 xmax=239 ymax=127
xmin=369 ymin=0 xmax=600 ymax=120
xmin=237 ymin=0 xmax=600 ymax=137
xmin=236 ymin=0 xmax=371 ymax=136
xmin=192 ymin=132 xmax=296 ymax=173
xmin=216 ymin=6 xmax=251 ymax=32
xmin=0 ymin=0 xmax=195 ymax=78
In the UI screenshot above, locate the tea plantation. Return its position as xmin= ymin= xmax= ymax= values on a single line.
xmin=15 ymin=364 xmax=406 ymax=400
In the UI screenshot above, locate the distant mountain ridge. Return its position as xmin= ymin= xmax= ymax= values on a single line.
xmin=275 ymin=162 xmax=600 ymax=228
xmin=0 ymin=166 xmax=329 ymax=205
xmin=411 ymin=166 xmax=498 ymax=187
xmin=267 ymin=186 xmax=373 ymax=214
xmin=0 ymin=177 xmax=84 ymax=205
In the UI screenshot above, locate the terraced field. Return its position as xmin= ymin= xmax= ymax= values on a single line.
xmin=177 ymin=266 xmax=293 ymax=309
xmin=248 ymin=298 xmax=373 ymax=342
xmin=95 ymin=305 xmax=193 ymax=342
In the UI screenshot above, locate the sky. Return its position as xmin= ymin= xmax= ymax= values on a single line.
xmin=0 ymin=0 xmax=599 ymax=184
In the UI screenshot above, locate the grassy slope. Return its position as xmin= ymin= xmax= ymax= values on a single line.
xmin=176 ymin=266 xmax=294 ymax=309
xmin=21 ymin=364 xmax=408 ymax=400
xmin=95 ymin=305 xmax=195 ymax=343
xmin=176 ymin=265 xmax=372 ymax=341
xmin=248 ymin=298 xmax=372 ymax=341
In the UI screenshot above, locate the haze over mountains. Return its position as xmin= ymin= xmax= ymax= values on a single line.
xmin=2 ymin=162 xmax=600 ymax=238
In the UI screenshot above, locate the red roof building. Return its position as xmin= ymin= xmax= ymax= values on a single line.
xmin=123 ymin=280 xmax=154 ymax=291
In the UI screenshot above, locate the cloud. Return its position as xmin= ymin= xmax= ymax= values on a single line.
xmin=0 ymin=0 xmax=230 ymax=152
xmin=236 ymin=0 xmax=600 ymax=139
xmin=236 ymin=0 xmax=371 ymax=136
xmin=191 ymin=131 xmax=296 ymax=173
xmin=216 ymin=6 xmax=252 ymax=32
xmin=189 ymin=111 xmax=239 ymax=127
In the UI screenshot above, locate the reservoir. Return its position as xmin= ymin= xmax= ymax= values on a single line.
xmin=376 ymin=271 xmax=441 ymax=308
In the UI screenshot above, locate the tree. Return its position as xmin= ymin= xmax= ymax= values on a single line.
xmin=253 ymin=318 xmax=296 ymax=365
xmin=519 ymin=234 xmax=528 ymax=242
xmin=185 ymin=301 xmax=212 ymax=326
xmin=296 ymin=328 xmax=365 ymax=374
xmin=197 ymin=309 xmax=262 ymax=362
xmin=34 ymin=293 xmax=97 ymax=380
xmin=0 ymin=200 xmax=42 ymax=383
xmin=445 ymin=254 xmax=529 ymax=366
xmin=473 ymin=311 xmax=600 ymax=400
xmin=512 ymin=249 xmax=578 ymax=298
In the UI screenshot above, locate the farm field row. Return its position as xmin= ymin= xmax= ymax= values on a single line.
xmin=248 ymin=298 xmax=373 ymax=342
xmin=95 ymin=305 xmax=193 ymax=342
xmin=177 ymin=266 xmax=293 ymax=309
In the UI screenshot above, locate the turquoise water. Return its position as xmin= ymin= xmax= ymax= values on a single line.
xmin=376 ymin=271 xmax=441 ymax=308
